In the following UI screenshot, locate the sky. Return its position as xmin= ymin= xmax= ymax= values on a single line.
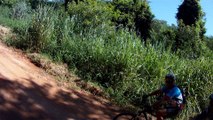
xmin=149 ymin=0 xmax=213 ymax=36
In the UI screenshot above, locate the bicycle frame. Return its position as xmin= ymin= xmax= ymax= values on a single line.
xmin=133 ymin=96 xmax=156 ymax=120
xmin=113 ymin=95 xmax=181 ymax=120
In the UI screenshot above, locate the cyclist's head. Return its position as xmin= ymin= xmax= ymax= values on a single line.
xmin=165 ymin=73 xmax=175 ymax=85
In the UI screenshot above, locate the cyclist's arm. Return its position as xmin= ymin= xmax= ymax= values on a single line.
xmin=167 ymin=98 xmax=179 ymax=107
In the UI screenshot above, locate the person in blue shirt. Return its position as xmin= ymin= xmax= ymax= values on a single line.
xmin=146 ymin=73 xmax=183 ymax=120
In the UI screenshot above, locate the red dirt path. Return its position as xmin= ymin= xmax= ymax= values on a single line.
xmin=0 ymin=26 xmax=120 ymax=120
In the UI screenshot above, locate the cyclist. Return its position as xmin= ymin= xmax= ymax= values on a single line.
xmin=145 ymin=73 xmax=183 ymax=120
xmin=193 ymin=93 xmax=213 ymax=120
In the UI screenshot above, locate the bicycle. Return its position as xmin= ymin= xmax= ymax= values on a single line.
xmin=113 ymin=95 xmax=181 ymax=120
xmin=113 ymin=95 xmax=155 ymax=120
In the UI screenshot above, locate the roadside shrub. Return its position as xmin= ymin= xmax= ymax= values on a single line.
xmin=26 ymin=5 xmax=55 ymax=52
xmin=67 ymin=0 xmax=113 ymax=35
xmin=112 ymin=0 xmax=154 ymax=42
xmin=10 ymin=1 xmax=30 ymax=19
xmin=175 ymin=22 xmax=205 ymax=59
xmin=0 ymin=5 xmax=30 ymax=47
xmin=150 ymin=19 xmax=177 ymax=49
xmin=205 ymin=36 xmax=213 ymax=51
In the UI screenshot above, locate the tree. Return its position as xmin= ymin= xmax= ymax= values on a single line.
xmin=65 ymin=0 xmax=82 ymax=11
xmin=150 ymin=19 xmax=177 ymax=48
xmin=177 ymin=0 xmax=200 ymax=26
xmin=112 ymin=0 xmax=154 ymax=43
xmin=175 ymin=0 xmax=207 ymax=58
xmin=175 ymin=21 xmax=203 ymax=58
xmin=67 ymin=0 xmax=113 ymax=34
xmin=134 ymin=0 xmax=154 ymax=42
xmin=176 ymin=0 xmax=206 ymax=40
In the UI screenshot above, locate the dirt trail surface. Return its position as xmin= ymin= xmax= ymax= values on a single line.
xmin=0 ymin=26 xmax=120 ymax=120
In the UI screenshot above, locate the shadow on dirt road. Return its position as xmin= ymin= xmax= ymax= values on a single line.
xmin=0 ymin=76 xmax=119 ymax=120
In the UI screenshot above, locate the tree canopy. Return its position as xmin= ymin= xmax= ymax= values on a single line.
xmin=176 ymin=0 xmax=206 ymax=40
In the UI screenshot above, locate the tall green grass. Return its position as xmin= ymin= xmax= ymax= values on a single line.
xmin=2 ymin=5 xmax=213 ymax=119
xmin=0 ymin=5 xmax=30 ymax=32
xmin=0 ymin=5 xmax=31 ymax=49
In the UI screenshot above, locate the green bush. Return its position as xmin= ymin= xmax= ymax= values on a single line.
xmin=205 ymin=36 xmax=213 ymax=51
xmin=10 ymin=1 xmax=30 ymax=19
xmin=112 ymin=0 xmax=154 ymax=42
xmin=150 ymin=19 xmax=177 ymax=49
xmin=26 ymin=5 xmax=56 ymax=52
xmin=0 ymin=5 xmax=30 ymax=36
xmin=175 ymin=21 xmax=206 ymax=59
xmin=68 ymin=0 xmax=113 ymax=35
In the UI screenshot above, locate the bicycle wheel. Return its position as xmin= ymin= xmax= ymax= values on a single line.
xmin=113 ymin=112 xmax=137 ymax=120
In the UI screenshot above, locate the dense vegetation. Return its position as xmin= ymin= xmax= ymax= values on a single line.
xmin=0 ymin=0 xmax=212 ymax=119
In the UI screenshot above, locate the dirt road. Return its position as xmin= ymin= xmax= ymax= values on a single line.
xmin=0 ymin=26 xmax=120 ymax=120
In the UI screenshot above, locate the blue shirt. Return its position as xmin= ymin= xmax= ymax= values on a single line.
xmin=161 ymin=85 xmax=183 ymax=104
